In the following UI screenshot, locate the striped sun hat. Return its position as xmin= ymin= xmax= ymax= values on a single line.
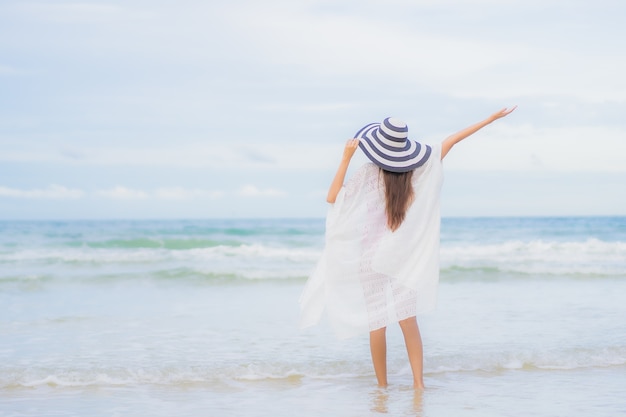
xmin=355 ymin=117 xmax=432 ymax=173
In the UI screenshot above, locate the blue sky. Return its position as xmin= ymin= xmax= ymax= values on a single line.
xmin=1 ymin=0 xmax=625 ymax=219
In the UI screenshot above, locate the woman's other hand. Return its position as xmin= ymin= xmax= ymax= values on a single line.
xmin=342 ymin=138 xmax=360 ymax=161
xmin=327 ymin=139 xmax=361 ymax=203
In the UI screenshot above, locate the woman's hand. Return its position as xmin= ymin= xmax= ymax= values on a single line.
xmin=488 ymin=106 xmax=517 ymax=122
xmin=342 ymin=138 xmax=360 ymax=161
xmin=327 ymin=139 xmax=360 ymax=203
xmin=441 ymin=105 xmax=517 ymax=160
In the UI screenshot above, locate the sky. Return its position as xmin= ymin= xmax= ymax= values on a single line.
xmin=1 ymin=0 xmax=625 ymax=219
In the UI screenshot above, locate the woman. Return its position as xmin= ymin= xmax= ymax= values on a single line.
xmin=300 ymin=107 xmax=516 ymax=389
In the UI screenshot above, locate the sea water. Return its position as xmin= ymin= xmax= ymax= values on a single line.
xmin=1 ymin=217 xmax=625 ymax=416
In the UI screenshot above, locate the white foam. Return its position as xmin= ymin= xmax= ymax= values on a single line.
xmin=0 ymin=244 xmax=321 ymax=264
xmin=427 ymin=346 xmax=626 ymax=374
xmin=1 ymin=239 xmax=624 ymax=281
xmin=3 ymin=346 xmax=624 ymax=389
xmin=441 ymin=238 xmax=626 ymax=276
xmin=181 ymin=244 xmax=321 ymax=262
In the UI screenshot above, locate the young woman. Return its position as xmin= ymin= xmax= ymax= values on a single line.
xmin=300 ymin=107 xmax=516 ymax=389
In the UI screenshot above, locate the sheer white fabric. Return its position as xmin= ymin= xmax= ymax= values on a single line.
xmin=300 ymin=144 xmax=444 ymax=339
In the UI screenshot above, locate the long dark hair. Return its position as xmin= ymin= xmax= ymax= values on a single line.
xmin=381 ymin=169 xmax=414 ymax=231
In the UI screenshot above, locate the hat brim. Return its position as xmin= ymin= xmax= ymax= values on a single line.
xmin=355 ymin=123 xmax=432 ymax=173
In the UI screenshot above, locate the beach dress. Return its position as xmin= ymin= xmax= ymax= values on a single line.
xmin=299 ymin=144 xmax=444 ymax=339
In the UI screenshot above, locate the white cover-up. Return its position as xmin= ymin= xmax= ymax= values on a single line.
xmin=300 ymin=144 xmax=444 ymax=339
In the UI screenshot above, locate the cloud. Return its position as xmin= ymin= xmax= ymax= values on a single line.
xmin=95 ymin=186 xmax=149 ymax=200
xmin=238 ymin=185 xmax=286 ymax=197
xmin=0 ymin=184 xmax=225 ymax=201
xmin=0 ymin=185 xmax=84 ymax=199
xmin=153 ymin=187 xmax=223 ymax=200
xmin=236 ymin=147 xmax=277 ymax=164
xmin=95 ymin=186 xmax=224 ymax=200
xmin=95 ymin=185 xmax=284 ymax=200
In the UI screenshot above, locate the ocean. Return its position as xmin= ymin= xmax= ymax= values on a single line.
xmin=1 ymin=217 xmax=625 ymax=416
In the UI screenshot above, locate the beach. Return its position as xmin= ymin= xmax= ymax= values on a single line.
xmin=1 ymin=217 xmax=625 ymax=416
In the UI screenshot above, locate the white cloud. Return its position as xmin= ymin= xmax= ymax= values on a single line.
xmin=238 ymin=185 xmax=286 ymax=197
xmin=94 ymin=186 xmax=224 ymax=200
xmin=153 ymin=187 xmax=223 ymax=200
xmin=0 ymin=185 xmax=84 ymax=199
xmin=0 ymin=184 xmax=239 ymax=201
xmin=0 ymin=182 xmax=224 ymax=202
xmin=95 ymin=186 xmax=149 ymax=200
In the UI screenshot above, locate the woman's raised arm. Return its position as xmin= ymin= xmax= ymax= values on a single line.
xmin=441 ymin=106 xmax=517 ymax=160
xmin=326 ymin=139 xmax=360 ymax=203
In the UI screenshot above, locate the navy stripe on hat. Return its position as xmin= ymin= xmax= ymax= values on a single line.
xmin=355 ymin=117 xmax=432 ymax=173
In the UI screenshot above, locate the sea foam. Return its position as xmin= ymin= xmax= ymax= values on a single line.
xmin=3 ymin=345 xmax=625 ymax=389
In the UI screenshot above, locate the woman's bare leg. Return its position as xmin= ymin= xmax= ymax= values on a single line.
xmin=369 ymin=327 xmax=388 ymax=387
xmin=399 ymin=316 xmax=425 ymax=389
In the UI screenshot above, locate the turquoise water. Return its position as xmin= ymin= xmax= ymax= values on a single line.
xmin=1 ymin=217 xmax=625 ymax=416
